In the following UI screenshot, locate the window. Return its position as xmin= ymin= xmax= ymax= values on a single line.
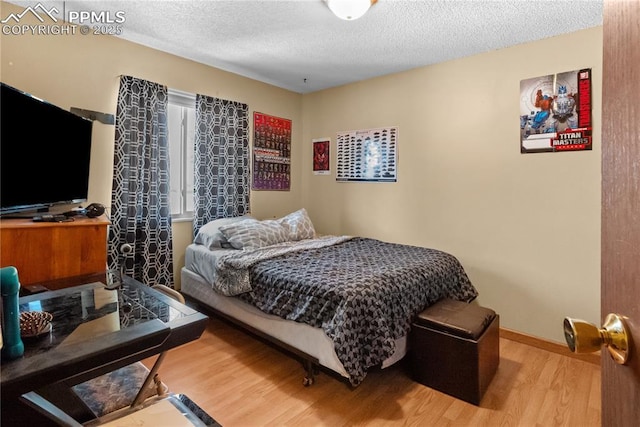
xmin=167 ymin=89 xmax=196 ymax=219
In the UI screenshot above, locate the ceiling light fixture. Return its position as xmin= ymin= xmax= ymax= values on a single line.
xmin=326 ymin=0 xmax=376 ymax=21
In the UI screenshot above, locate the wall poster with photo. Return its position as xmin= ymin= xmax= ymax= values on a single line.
xmin=336 ymin=126 xmax=397 ymax=182
xmin=312 ymin=137 xmax=330 ymax=175
xmin=520 ymin=68 xmax=592 ymax=153
xmin=252 ymin=112 xmax=291 ymax=190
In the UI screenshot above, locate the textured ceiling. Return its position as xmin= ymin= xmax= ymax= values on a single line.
xmin=7 ymin=0 xmax=603 ymax=93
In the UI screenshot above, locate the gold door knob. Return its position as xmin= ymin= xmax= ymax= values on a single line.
xmin=563 ymin=313 xmax=630 ymax=364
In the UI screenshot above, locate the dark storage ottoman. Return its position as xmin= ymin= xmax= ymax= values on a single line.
xmin=409 ymin=299 xmax=500 ymax=405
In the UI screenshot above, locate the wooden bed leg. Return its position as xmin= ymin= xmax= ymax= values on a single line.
xmin=302 ymin=359 xmax=316 ymax=387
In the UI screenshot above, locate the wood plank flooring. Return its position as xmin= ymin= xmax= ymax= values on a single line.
xmin=146 ymin=317 xmax=601 ymax=426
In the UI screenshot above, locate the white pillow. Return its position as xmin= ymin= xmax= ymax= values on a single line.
xmin=278 ymin=208 xmax=316 ymax=241
xmin=219 ymin=219 xmax=290 ymax=250
xmin=194 ymin=215 xmax=253 ymax=249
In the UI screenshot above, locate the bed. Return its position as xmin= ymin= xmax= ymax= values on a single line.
xmin=181 ymin=209 xmax=478 ymax=386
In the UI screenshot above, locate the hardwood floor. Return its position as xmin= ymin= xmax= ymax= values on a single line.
xmin=146 ymin=317 xmax=601 ymax=426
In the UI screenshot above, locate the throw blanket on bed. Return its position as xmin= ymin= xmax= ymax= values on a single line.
xmin=213 ymin=235 xmax=354 ymax=296
xmin=217 ymin=237 xmax=478 ymax=386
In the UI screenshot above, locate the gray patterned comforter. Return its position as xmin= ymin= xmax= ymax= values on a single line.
xmin=215 ymin=237 xmax=478 ymax=386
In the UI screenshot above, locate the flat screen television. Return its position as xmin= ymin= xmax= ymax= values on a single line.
xmin=1 ymin=82 xmax=93 ymax=217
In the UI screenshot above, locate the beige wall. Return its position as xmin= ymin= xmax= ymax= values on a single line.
xmin=301 ymin=27 xmax=603 ymax=343
xmin=1 ymin=2 xmax=602 ymax=343
xmin=0 ymin=1 xmax=303 ymax=289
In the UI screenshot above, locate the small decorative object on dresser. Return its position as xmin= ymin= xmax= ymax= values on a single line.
xmin=19 ymin=311 xmax=53 ymax=338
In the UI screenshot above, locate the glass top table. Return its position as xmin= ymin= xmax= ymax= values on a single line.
xmin=1 ymin=275 xmax=208 ymax=400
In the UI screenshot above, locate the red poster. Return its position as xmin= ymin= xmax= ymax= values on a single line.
xmin=253 ymin=112 xmax=291 ymax=190
xmin=313 ymin=138 xmax=330 ymax=175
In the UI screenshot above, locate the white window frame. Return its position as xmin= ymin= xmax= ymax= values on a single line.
xmin=167 ymin=89 xmax=196 ymax=221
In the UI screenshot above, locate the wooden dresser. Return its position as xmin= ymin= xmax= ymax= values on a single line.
xmin=0 ymin=215 xmax=110 ymax=290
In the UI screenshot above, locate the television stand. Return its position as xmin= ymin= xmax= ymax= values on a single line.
xmin=0 ymin=215 xmax=110 ymax=289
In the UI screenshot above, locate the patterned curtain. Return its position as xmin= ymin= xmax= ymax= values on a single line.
xmin=193 ymin=94 xmax=250 ymax=236
xmin=109 ymin=75 xmax=174 ymax=287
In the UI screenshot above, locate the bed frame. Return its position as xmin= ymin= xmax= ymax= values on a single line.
xmin=180 ymin=264 xmax=410 ymax=387
xmin=183 ymin=293 xmax=324 ymax=386
xmin=181 ymin=265 xmax=375 ymax=387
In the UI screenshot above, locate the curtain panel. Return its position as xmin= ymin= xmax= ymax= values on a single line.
xmin=109 ymin=75 xmax=174 ymax=287
xmin=193 ymin=94 xmax=250 ymax=236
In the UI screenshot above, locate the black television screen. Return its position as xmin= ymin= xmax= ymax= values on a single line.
xmin=1 ymin=82 xmax=93 ymax=216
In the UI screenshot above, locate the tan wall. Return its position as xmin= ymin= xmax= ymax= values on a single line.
xmin=301 ymin=27 xmax=603 ymax=343
xmin=0 ymin=1 xmax=303 ymax=288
